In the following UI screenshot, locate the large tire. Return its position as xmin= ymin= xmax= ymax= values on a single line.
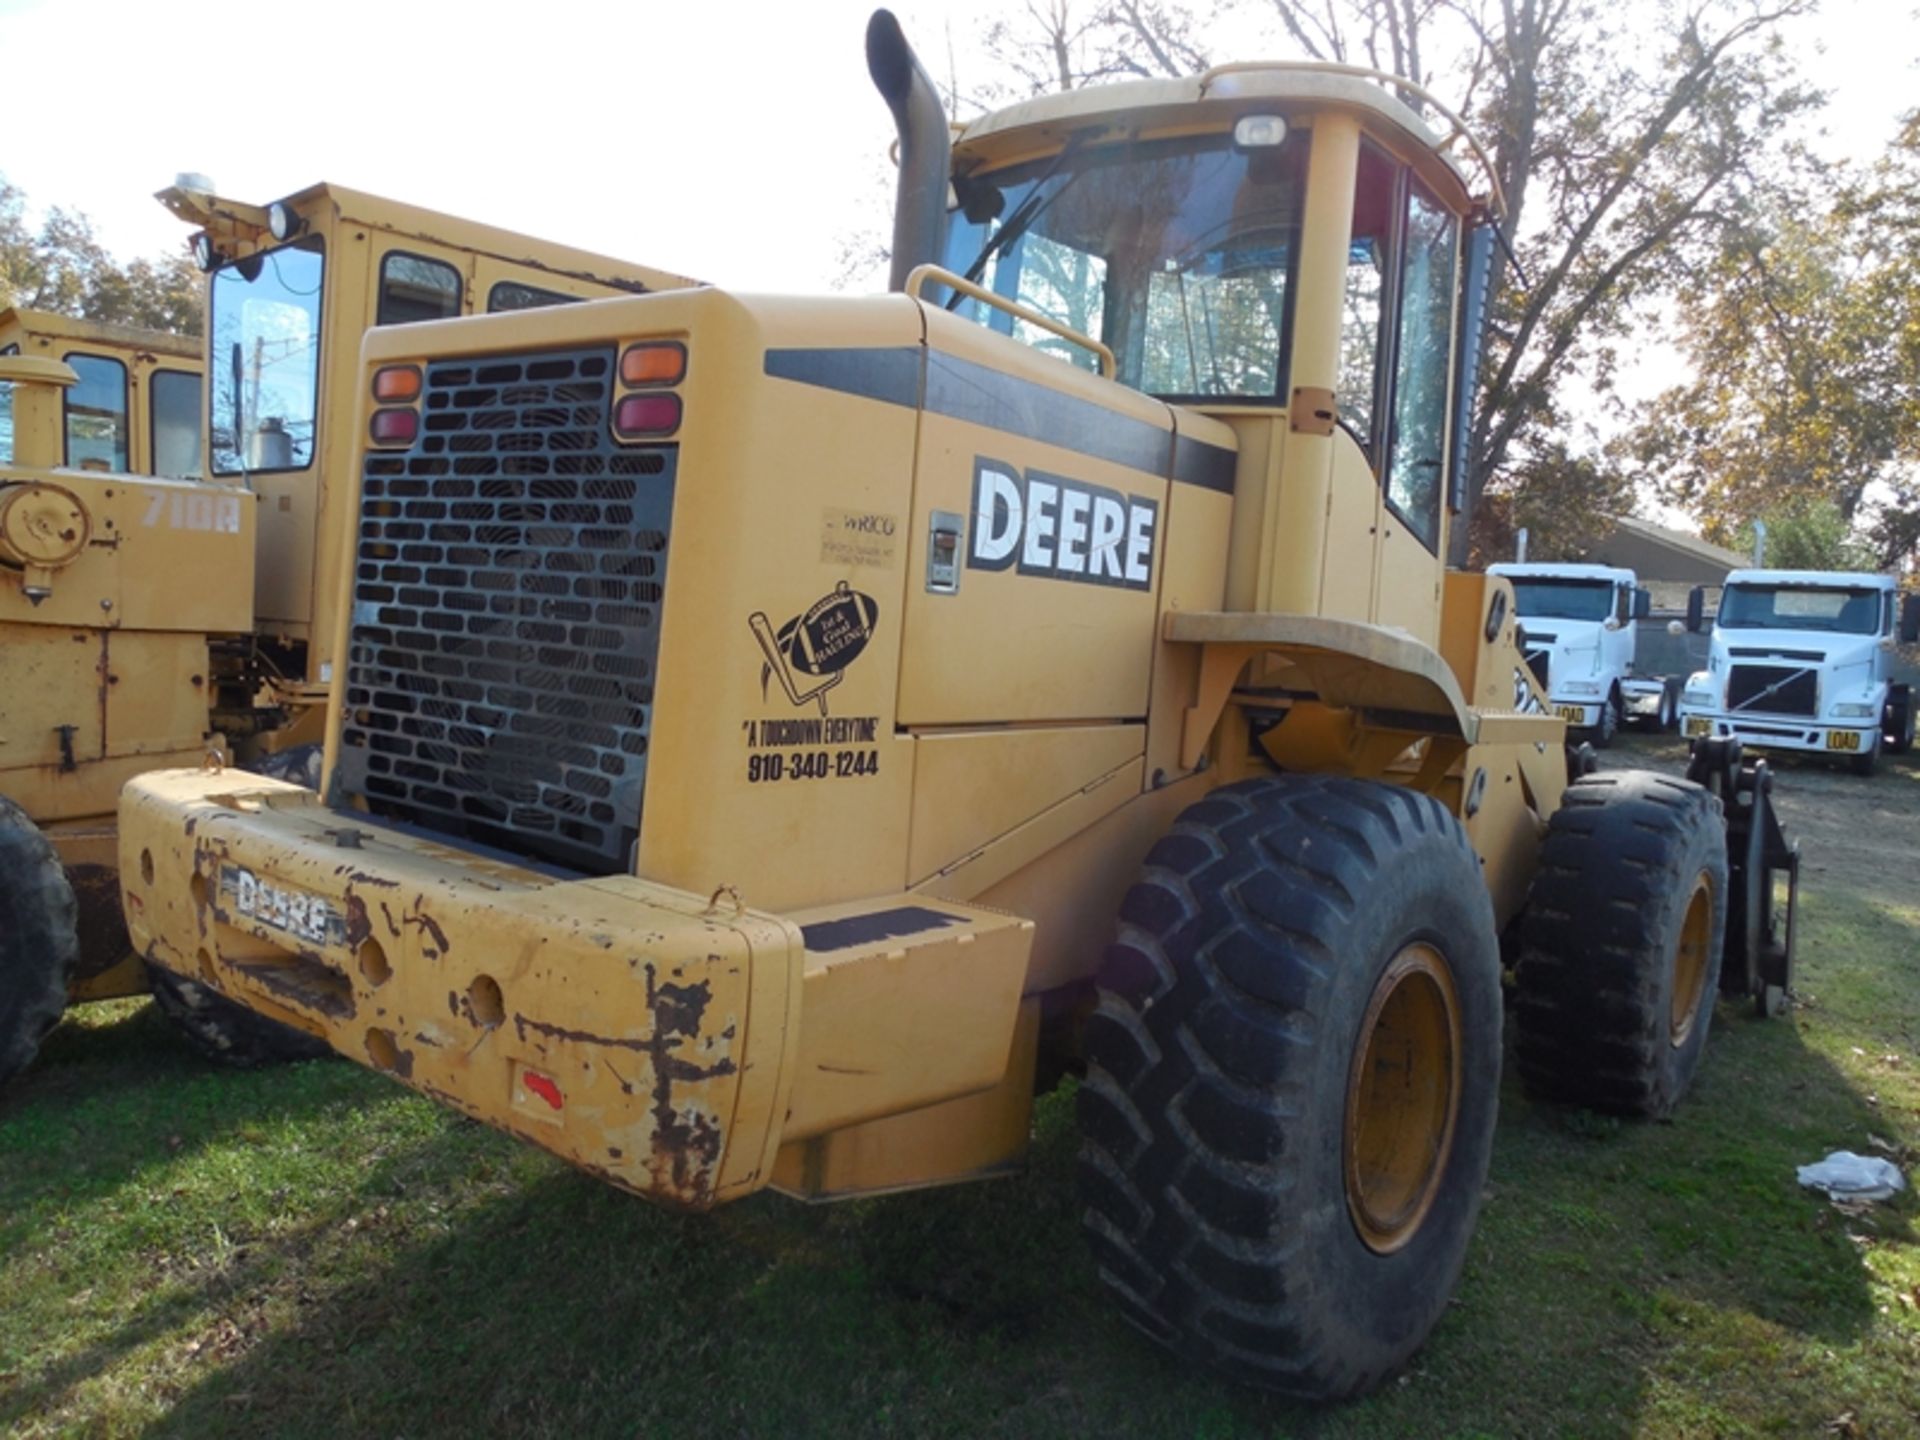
xmin=149 ymin=966 xmax=332 ymax=1067
xmin=1584 ymin=688 xmax=1621 ymax=748
xmin=1849 ymin=735 xmax=1880 ymax=777
xmin=1078 ymin=776 xmax=1502 ymax=1398
xmin=0 ymin=797 xmax=79 ymax=1087
xmin=1886 ymin=687 xmax=1915 ymax=755
xmin=1514 ymin=771 xmax=1728 ymax=1118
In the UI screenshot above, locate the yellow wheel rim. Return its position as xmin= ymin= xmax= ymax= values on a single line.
xmin=1670 ymin=874 xmax=1714 ymax=1047
xmin=1344 ymin=942 xmax=1463 ymax=1255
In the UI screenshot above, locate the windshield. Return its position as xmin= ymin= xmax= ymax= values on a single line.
xmin=1720 ymin=584 xmax=1880 ymax=634
xmin=209 ymin=237 xmax=324 ymax=474
xmin=1508 ymin=578 xmax=1613 ymax=623
xmin=940 ymin=133 xmax=1306 ymax=398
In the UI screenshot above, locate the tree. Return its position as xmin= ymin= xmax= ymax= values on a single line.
xmin=1 ymin=174 xmax=201 ymax=336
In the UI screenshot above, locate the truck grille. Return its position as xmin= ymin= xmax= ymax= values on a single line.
xmin=1726 ymin=664 xmax=1817 ymax=718
xmin=336 ymin=345 xmax=675 ymax=874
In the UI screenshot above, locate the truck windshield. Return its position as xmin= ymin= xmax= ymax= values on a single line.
xmin=1720 ymin=584 xmax=1880 ymax=634
xmin=1508 ymin=579 xmax=1612 ymax=622
xmin=209 ymin=238 xmax=324 ymax=474
xmin=940 ymin=133 xmax=1306 ymax=398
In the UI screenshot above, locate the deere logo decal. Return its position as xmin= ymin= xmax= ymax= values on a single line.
xmin=750 ymin=581 xmax=880 ymax=716
xmin=968 ymin=457 xmax=1156 ymax=591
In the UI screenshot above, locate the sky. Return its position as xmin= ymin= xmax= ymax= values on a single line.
xmin=3 ymin=0 xmax=1914 ymax=529
xmin=8 ymin=0 xmax=1902 ymax=291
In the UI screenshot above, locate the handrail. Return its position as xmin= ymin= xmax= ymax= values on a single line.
xmin=1199 ymin=59 xmax=1506 ymax=218
xmin=904 ymin=263 xmax=1117 ymax=379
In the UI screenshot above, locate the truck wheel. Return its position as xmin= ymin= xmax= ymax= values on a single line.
xmin=0 ymin=797 xmax=80 ymax=1087
xmin=1587 ymin=689 xmax=1621 ymax=748
xmin=1657 ymin=681 xmax=1679 ymax=733
xmin=149 ymin=967 xmax=331 ymax=1067
xmin=1078 ymin=775 xmax=1502 ymax=1398
xmin=1849 ymin=737 xmax=1879 ymax=777
xmin=1514 ymin=771 xmax=1728 ymax=1118
xmin=1882 ymin=688 xmax=1913 ymax=755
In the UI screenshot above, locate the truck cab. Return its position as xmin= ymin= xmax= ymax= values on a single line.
xmin=1488 ymin=561 xmax=1653 ymax=743
xmin=1679 ymin=567 xmax=1915 ymax=773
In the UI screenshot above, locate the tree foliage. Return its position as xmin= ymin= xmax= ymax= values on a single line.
xmin=1 ymin=174 xmax=201 ymax=336
xmin=1634 ymin=109 xmax=1920 ymax=571
xmin=959 ymin=1 xmax=1821 ymax=565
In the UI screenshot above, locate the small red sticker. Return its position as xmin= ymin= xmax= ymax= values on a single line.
xmin=522 ymin=1070 xmax=563 ymax=1110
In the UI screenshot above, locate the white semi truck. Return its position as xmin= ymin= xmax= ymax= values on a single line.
xmin=1678 ymin=568 xmax=1920 ymax=775
xmin=1489 ymin=562 xmax=1672 ymax=745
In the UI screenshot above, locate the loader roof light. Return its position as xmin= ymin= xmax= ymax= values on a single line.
xmin=614 ymin=392 xmax=681 ymax=438
xmin=267 ymin=201 xmax=307 ymax=242
xmin=369 ymin=407 xmax=418 ymax=445
xmin=191 ymin=232 xmax=219 ymax=272
xmin=1232 ymin=113 xmax=1288 ymax=149
xmin=620 ymin=341 xmax=686 ymax=387
xmin=372 ymin=364 xmax=422 ymax=403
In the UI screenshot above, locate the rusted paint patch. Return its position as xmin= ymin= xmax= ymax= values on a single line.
xmin=404 ymin=899 xmax=450 ymax=957
xmin=232 ymin=953 xmax=356 ymax=1020
xmin=344 ymin=893 xmax=372 ymax=949
xmin=346 ymin=869 xmax=401 ymax=890
xmin=379 ymin=900 xmax=401 ymax=938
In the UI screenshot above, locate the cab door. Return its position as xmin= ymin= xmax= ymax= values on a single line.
xmin=1370 ymin=175 xmax=1458 ymax=647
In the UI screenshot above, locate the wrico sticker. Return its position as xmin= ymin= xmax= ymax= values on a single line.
xmin=968 ymin=457 xmax=1157 ymax=592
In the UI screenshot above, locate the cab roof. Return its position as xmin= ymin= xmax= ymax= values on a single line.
xmin=951 ymin=66 xmax=1480 ymax=214
xmin=159 ymin=182 xmax=702 ymax=297
xmin=0 ymin=305 xmax=200 ymax=360
xmin=1489 ymin=562 xmax=1636 ymax=585
xmin=1726 ymin=568 xmax=1894 ymax=591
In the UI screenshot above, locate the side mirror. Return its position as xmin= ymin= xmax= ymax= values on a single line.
xmin=1685 ymin=586 xmax=1706 ymax=634
xmin=1603 ymin=617 xmax=1623 ymax=632
xmin=1667 ymin=620 xmax=1686 ymax=637
xmin=1633 ymin=587 xmax=1652 ymax=620
xmin=1902 ymin=592 xmax=1920 ymax=645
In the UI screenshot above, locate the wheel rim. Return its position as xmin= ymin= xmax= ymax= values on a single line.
xmin=1344 ymin=942 xmax=1463 ymax=1255
xmin=1669 ymin=874 xmax=1714 ymax=1047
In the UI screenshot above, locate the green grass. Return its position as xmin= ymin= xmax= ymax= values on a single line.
xmin=4 ymin=739 xmax=1918 ymax=1437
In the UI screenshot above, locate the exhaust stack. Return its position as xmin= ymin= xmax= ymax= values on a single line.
xmin=866 ymin=9 xmax=950 ymax=292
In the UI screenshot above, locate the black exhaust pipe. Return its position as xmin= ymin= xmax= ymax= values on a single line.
xmin=866 ymin=9 xmax=950 ymax=292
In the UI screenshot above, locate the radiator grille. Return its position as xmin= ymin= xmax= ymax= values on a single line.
xmin=336 ymin=345 xmax=675 ymax=873
xmin=1726 ymin=664 xmax=1817 ymax=718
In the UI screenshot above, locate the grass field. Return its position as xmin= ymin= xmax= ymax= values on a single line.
xmin=3 ymin=736 xmax=1917 ymax=1437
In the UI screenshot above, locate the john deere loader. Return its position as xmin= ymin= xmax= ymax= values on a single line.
xmin=0 ymin=187 xmax=695 ymax=1086
xmin=116 ymin=12 xmax=1798 ymax=1395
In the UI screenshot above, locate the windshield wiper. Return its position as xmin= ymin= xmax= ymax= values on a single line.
xmin=947 ymin=138 xmax=1087 ymax=308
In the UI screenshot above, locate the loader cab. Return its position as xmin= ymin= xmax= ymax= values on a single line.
xmin=157 ymin=179 xmax=701 ymax=708
xmin=940 ymin=72 xmax=1495 ymax=646
xmin=0 ymin=307 xmax=203 ymax=479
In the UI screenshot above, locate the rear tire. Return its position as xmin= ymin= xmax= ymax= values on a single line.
xmin=1849 ymin=736 xmax=1879 ymax=777
xmin=1514 ymin=771 xmax=1728 ymax=1118
xmin=1889 ymin=700 xmax=1916 ymax=756
xmin=149 ymin=967 xmax=331 ymax=1067
xmin=0 ymin=797 xmax=79 ymax=1087
xmin=1078 ymin=776 xmax=1502 ymax=1398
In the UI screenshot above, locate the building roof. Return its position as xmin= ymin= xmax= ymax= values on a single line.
xmin=1588 ymin=515 xmax=1747 ymax=585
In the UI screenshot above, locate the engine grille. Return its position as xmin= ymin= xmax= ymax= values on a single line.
xmin=336 ymin=345 xmax=675 ymax=874
xmin=1726 ymin=664 xmax=1817 ymax=717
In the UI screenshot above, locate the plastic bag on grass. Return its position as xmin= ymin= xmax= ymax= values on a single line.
xmin=1796 ymin=1151 xmax=1907 ymax=1203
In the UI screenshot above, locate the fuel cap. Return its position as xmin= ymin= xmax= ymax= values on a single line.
xmin=0 ymin=482 xmax=91 ymax=570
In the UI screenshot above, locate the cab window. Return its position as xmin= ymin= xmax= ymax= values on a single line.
xmin=1337 ymin=143 xmax=1400 ymax=451
xmin=64 ymin=353 xmax=130 ymax=471
xmin=151 ymin=368 xmax=203 ymax=479
xmin=378 ymin=252 xmax=463 ymax=326
xmin=1383 ymin=178 xmax=1458 ymax=551
xmin=488 ymin=280 xmax=580 ymax=313
xmin=0 ymin=340 xmax=16 ymax=464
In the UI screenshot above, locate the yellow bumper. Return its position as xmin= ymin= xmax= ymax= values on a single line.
xmin=120 ymin=769 xmax=1035 ymax=1208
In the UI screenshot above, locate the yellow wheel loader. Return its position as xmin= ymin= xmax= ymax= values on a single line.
xmin=0 ymin=190 xmax=696 ymax=1085
xmin=115 ymin=12 xmax=1797 ymax=1395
